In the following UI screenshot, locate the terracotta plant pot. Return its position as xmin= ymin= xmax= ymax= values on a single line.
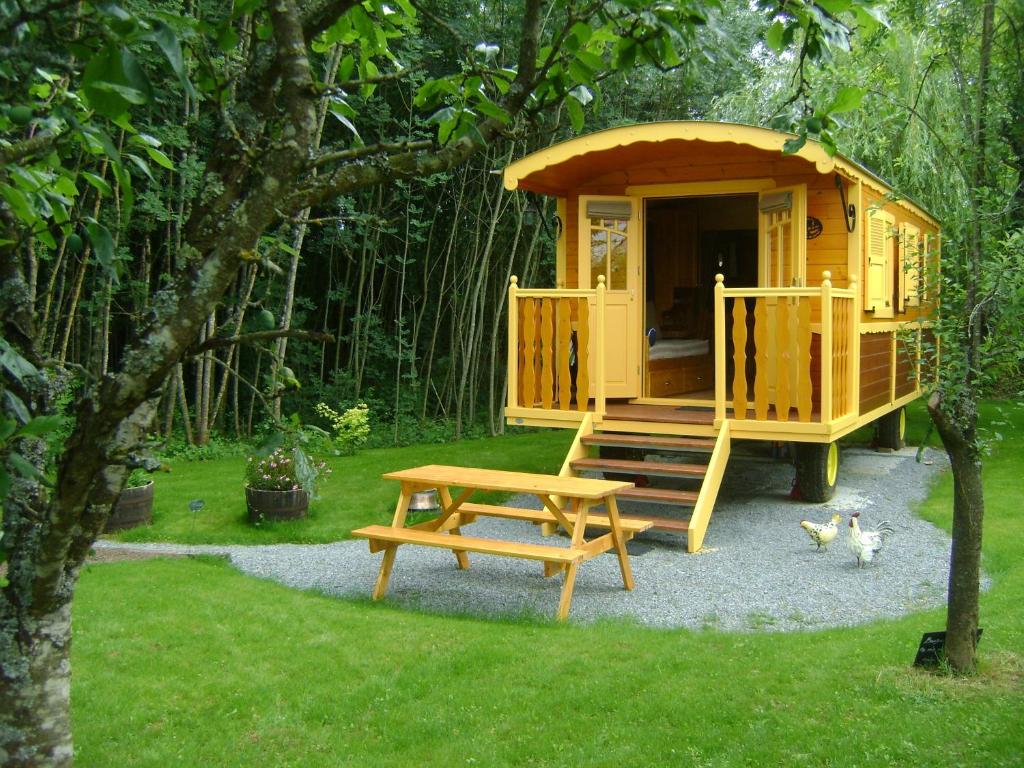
xmin=245 ymin=486 xmax=309 ymax=523
xmin=105 ymin=481 xmax=154 ymax=532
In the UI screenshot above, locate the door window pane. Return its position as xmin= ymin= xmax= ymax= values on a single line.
xmin=589 ymin=216 xmax=629 ymax=290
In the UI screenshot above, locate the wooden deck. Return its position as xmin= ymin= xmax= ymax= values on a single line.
xmin=602 ymin=402 xmax=822 ymax=425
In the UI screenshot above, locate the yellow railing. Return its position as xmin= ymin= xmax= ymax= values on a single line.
xmin=714 ymin=272 xmax=857 ymax=425
xmin=507 ymin=276 xmax=607 ymax=418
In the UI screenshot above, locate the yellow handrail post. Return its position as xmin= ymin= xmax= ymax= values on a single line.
xmin=714 ymin=274 xmax=726 ymax=424
xmin=507 ymin=276 xmax=519 ymax=410
xmin=849 ymin=279 xmax=859 ymax=417
xmin=596 ymin=275 xmax=607 ymax=420
xmin=820 ymin=271 xmax=833 ymax=423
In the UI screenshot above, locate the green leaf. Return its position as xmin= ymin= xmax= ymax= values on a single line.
xmin=828 ymin=86 xmax=865 ymax=114
xmin=9 ymin=452 xmax=45 ymax=483
xmin=427 ymin=106 xmax=456 ymax=124
xmin=0 ymin=184 xmax=36 ymax=225
xmin=566 ymin=97 xmax=584 ymax=133
xmin=85 ymin=221 xmax=118 ymax=281
xmin=765 ymin=21 xmax=786 ymax=53
xmin=0 ymin=418 xmax=15 ymax=442
xmin=473 ymin=99 xmax=510 ymax=124
xmin=147 ymin=21 xmax=198 ymax=99
xmin=125 ymin=153 xmax=155 ymax=183
xmin=82 ymin=45 xmax=154 ymax=118
xmin=144 ymin=146 xmax=174 ymax=170
xmin=81 ymin=171 xmax=113 ymax=196
xmin=16 ymin=415 xmax=64 ymax=437
xmin=782 ymin=134 xmax=807 ymax=154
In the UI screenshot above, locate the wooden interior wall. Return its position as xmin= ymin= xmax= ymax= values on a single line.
xmin=860 ymin=332 xmax=892 ymax=412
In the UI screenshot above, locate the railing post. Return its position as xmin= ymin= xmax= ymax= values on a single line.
xmin=849 ymin=279 xmax=859 ymax=417
xmin=507 ymin=275 xmax=519 ymax=410
xmin=596 ymin=275 xmax=607 ymax=420
xmin=714 ymin=274 xmax=726 ymax=424
xmin=820 ymin=271 xmax=833 ymax=423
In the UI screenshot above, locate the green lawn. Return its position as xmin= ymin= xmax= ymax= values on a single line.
xmin=73 ymin=402 xmax=1024 ymax=766
xmin=111 ymin=428 xmax=574 ymax=545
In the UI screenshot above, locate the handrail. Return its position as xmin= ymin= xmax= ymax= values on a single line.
xmin=721 ymin=286 xmax=856 ymax=299
xmin=515 ymin=288 xmax=597 ymax=299
xmin=715 ymin=271 xmax=858 ymax=425
xmin=507 ymin=275 xmax=606 ymax=418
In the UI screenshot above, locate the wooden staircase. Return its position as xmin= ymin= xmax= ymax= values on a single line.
xmin=557 ymin=411 xmax=731 ymax=552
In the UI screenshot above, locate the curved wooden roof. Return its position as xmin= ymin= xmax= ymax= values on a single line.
xmin=503 ymin=121 xmax=939 ymax=226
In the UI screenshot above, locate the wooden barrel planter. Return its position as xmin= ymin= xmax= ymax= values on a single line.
xmin=105 ymin=481 xmax=154 ymax=532
xmin=245 ymin=486 xmax=309 ymax=523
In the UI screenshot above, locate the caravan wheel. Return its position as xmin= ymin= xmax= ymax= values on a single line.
xmin=793 ymin=442 xmax=839 ymax=502
xmin=875 ymin=406 xmax=907 ymax=451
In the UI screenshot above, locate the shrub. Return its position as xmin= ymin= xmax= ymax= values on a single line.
xmin=315 ymin=402 xmax=370 ymax=455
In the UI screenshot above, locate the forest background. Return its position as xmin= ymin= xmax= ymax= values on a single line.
xmin=9 ymin=0 xmax=1018 ymax=454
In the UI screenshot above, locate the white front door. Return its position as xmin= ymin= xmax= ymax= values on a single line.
xmin=578 ymin=196 xmax=641 ymax=399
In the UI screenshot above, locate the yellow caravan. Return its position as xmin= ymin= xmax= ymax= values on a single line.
xmin=503 ymin=121 xmax=939 ymax=552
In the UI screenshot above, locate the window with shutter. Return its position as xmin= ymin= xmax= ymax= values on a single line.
xmin=902 ymin=223 xmax=922 ymax=307
xmin=920 ymin=233 xmax=932 ymax=302
xmin=865 ymin=209 xmax=895 ymax=318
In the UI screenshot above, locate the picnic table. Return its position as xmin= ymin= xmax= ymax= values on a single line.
xmin=351 ymin=465 xmax=652 ymax=620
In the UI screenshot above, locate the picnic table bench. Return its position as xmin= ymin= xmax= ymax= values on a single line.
xmin=351 ymin=465 xmax=653 ymax=620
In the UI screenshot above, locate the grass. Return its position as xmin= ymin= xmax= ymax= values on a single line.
xmin=72 ymin=400 xmax=1024 ymax=765
xmin=111 ymin=428 xmax=573 ymax=545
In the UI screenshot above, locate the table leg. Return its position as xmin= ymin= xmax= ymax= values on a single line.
xmin=438 ymin=486 xmax=471 ymax=570
xmin=556 ymin=561 xmax=579 ymax=621
xmin=373 ymin=545 xmax=398 ymax=600
xmin=605 ymin=495 xmax=635 ymax=591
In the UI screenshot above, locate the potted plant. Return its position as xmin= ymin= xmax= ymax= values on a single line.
xmin=244 ymin=445 xmax=330 ymax=524
xmin=105 ymin=469 xmax=154 ymax=532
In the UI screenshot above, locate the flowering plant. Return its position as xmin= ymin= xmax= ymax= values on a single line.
xmin=245 ymin=446 xmax=330 ymax=494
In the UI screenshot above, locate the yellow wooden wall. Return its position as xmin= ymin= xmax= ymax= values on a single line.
xmin=552 ymin=141 xmax=940 ymax=331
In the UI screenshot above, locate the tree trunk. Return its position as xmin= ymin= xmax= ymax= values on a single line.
xmin=0 ymin=602 xmax=75 ymax=766
xmin=928 ymin=391 xmax=984 ymax=673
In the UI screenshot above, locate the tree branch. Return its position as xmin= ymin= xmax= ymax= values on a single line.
xmin=187 ymin=329 xmax=334 ymax=356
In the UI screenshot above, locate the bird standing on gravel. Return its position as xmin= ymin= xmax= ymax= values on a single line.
xmin=848 ymin=512 xmax=895 ymax=567
xmin=800 ymin=513 xmax=841 ymax=551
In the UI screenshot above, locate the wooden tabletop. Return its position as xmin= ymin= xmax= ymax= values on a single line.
xmin=382 ymin=465 xmax=633 ymax=499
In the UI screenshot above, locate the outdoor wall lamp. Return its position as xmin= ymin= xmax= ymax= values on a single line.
xmin=835 ymin=174 xmax=857 ymax=233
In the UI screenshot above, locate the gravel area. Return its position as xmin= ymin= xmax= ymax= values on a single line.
xmin=95 ymin=445 xmax=975 ymax=631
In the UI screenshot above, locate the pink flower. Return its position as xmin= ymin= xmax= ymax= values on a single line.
xmin=270 ymin=462 xmax=277 ymax=468
xmin=292 ymin=484 xmax=299 ymax=490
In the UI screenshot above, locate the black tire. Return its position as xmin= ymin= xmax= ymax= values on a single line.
xmin=875 ymin=406 xmax=907 ymax=451
xmin=793 ymin=442 xmax=839 ymax=502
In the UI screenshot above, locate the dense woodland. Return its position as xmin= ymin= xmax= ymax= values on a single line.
xmin=1 ymin=0 xmax=1023 ymax=763
xmin=5 ymin=2 xmax=1021 ymax=450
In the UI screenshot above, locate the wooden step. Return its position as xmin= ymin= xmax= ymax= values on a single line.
xmin=615 ymin=487 xmax=699 ymax=506
xmin=570 ymin=457 xmax=707 ymax=480
xmin=603 ymin=404 xmax=715 ymax=426
xmin=352 ymin=525 xmax=584 ymax=563
xmin=581 ymin=433 xmax=717 ymax=452
xmin=621 ymin=513 xmax=690 ymax=532
xmin=457 ymin=503 xmax=653 ymax=533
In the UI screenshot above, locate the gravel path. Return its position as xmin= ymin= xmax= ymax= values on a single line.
xmin=95 ymin=446 xmax=971 ymax=631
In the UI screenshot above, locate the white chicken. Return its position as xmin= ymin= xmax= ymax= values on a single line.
xmin=799 ymin=513 xmax=841 ymax=551
xmin=848 ymin=512 xmax=895 ymax=567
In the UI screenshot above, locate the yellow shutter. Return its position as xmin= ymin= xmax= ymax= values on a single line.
xmin=865 ymin=209 xmax=894 ymax=318
xmin=920 ymin=233 xmax=931 ymax=302
xmin=902 ymin=223 xmax=921 ymax=307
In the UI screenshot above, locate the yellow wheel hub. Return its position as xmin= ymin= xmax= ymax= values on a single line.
xmin=899 ymin=408 xmax=906 ymax=441
xmin=826 ymin=442 xmax=839 ymax=487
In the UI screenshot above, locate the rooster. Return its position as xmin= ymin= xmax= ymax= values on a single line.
xmin=799 ymin=513 xmax=841 ymax=551
xmin=848 ymin=512 xmax=895 ymax=567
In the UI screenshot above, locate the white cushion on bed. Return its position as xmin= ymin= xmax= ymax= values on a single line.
xmin=648 ymin=338 xmax=709 ymax=361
